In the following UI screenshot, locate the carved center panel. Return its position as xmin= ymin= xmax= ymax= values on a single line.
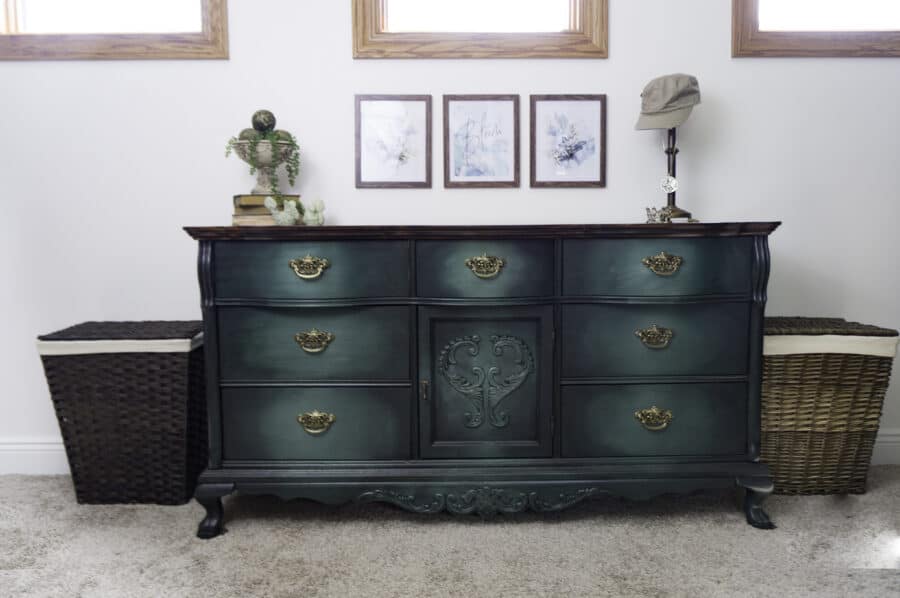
xmin=438 ymin=334 xmax=534 ymax=429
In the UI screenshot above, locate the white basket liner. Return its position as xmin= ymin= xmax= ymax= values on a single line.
xmin=36 ymin=333 xmax=203 ymax=355
xmin=36 ymin=332 xmax=895 ymax=357
xmin=763 ymin=334 xmax=898 ymax=358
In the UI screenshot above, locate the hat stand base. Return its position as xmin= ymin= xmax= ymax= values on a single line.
xmin=666 ymin=205 xmax=693 ymax=220
xmin=663 ymin=128 xmax=697 ymax=222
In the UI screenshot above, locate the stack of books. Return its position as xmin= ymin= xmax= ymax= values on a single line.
xmin=232 ymin=194 xmax=300 ymax=226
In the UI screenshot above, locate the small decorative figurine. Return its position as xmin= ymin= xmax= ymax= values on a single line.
xmin=264 ymin=196 xmax=302 ymax=226
xmin=646 ymin=206 xmax=674 ymax=224
xmin=303 ymin=199 xmax=326 ymax=226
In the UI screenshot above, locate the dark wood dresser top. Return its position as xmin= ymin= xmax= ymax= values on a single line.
xmin=185 ymin=222 xmax=781 ymax=241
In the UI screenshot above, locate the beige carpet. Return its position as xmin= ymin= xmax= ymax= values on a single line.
xmin=1 ymin=468 xmax=898 ymax=598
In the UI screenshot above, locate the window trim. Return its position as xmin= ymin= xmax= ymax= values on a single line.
xmin=733 ymin=0 xmax=900 ymax=57
xmin=3 ymin=0 xmax=20 ymax=33
xmin=0 ymin=0 xmax=228 ymax=60
xmin=352 ymin=0 xmax=607 ymax=59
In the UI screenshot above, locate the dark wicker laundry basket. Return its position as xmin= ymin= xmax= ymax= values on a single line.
xmin=37 ymin=321 xmax=207 ymax=505
xmin=762 ymin=317 xmax=898 ymax=494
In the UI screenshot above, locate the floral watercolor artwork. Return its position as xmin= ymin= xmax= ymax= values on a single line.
xmin=548 ymin=113 xmax=596 ymax=169
xmin=530 ymin=95 xmax=606 ymax=187
xmin=445 ymin=96 xmax=519 ymax=187
xmin=356 ymin=96 xmax=431 ymax=188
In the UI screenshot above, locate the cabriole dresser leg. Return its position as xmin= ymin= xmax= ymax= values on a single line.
xmin=195 ymin=483 xmax=234 ymax=539
xmin=736 ymin=476 xmax=776 ymax=530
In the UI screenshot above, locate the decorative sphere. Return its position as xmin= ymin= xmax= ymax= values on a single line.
xmin=238 ymin=128 xmax=260 ymax=141
xmin=273 ymin=130 xmax=293 ymax=142
xmin=251 ymin=110 xmax=276 ymax=132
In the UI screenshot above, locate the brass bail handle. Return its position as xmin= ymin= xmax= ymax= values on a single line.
xmin=465 ymin=253 xmax=505 ymax=279
xmin=634 ymin=406 xmax=673 ymax=431
xmin=634 ymin=324 xmax=673 ymax=349
xmin=294 ymin=329 xmax=335 ymax=354
xmin=642 ymin=251 xmax=683 ymax=276
xmin=289 ymin=255 xmax=330 ymax=280
xmin=298 ymin=410 xmax=336 ymax=435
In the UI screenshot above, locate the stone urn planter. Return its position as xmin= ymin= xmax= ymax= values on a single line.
xmin=226 ymin=110 xmax=300 ymax=196
xmin=231 ymin=139 xmax=298 ymax=195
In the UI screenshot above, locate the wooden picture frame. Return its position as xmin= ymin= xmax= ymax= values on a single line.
xmin=0 ymin=0 xmax=228 ymax=60
xmin=443 ymin=95 xmax=520 ymax=189
xmin=352 ymin=0 xmax=608 ymax=59
xmin=530 ymin=94 xmax=606 ymax=188
xmin=733 ymin=0 xmax=900 ymax=57
xmin=355 ymin=94 xmax=432 ymax=189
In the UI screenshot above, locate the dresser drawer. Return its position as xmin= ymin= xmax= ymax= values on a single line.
xmin=417 ymin=240 xmax=554 ymax=298
xmin=222 ymin=387 xmax=411 ymax=460
xmin=561 ymin=303 xmax=749 ymax=378
xmin=218 ymin=306 xmax=410 ymax=381
xmin=561 ymin=383 xmax=748 ymax=457
xmin=214 ymin=240 xmax=409 ymax=299
xmin=563 ymin=238 xmax=752 ymax=297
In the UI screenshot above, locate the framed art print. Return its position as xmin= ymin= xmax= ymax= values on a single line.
xmin=355 ymin=94 xmax=432 ymax=188
xmin=444 ymin=94 xmax=520 ymax=188
xmin=530 ymin=94 xmax=606 ymax=187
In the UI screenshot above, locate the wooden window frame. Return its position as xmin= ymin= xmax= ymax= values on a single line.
xmin=3 ymin=0 xmax=20 ymax=33
xmin=352 ymin=0 xmax=607 ymax=59
xmin=733 ymin=0 xmax=900 ymax=57
xmin=0 ymin=0 xmax=228 ymax=60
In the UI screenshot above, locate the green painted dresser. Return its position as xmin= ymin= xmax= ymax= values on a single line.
xmin=185 ymin=223 xmax=780 ymax=538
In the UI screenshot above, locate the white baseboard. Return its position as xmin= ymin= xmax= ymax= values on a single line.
xmin=871 ymin=428 xmax=900 ymax=465
xmin=0 ymin=438 xmax=69 ymax=474
xmin=1 ymin=430 xmax=898 ymax=475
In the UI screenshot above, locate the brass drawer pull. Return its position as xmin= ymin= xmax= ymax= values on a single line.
xmin=642 ymin=251 xmax=683 ymax=276
xmin=294 ymin=329 xmax=335 ymax=353
xmin=289 ymin=255 xmax=330 ymax=280
xmin=465 ymin=253 xmax=505 ymax=279
xmin=635 ymin=406 xmax=673 ymax=431
xmin=635 ymin=324 xmax=673 ymax=349
xmin=298 ymin=410 xmax=336 ymax=435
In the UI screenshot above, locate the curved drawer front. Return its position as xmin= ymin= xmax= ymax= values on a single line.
xmin=218 ymin=306 xmax=410 ymax=381
xmin=561 ymin=383 xmax=748 ymax=458
xmin=563 ymin=238 xmax=752 ymax=297
xmin=417 ymin=240 xmax=554 ymax=298
xmin=214 ymin=240 xmax=410 ymax=299
xmin=561 ymin=303 xmax=750 ymax=378
xmin=222 ymin=387 xmax=411 ymax=461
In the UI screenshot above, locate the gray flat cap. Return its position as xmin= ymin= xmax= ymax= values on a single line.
xmin=636 ymin=73 xmax=701 ymax=130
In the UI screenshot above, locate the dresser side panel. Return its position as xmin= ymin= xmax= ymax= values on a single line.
xmin=197 ymin=241 xmax=224 ymax=468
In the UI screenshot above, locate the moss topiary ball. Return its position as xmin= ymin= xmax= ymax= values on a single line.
xmin=273 ymin=130 xmax=293 ymax=142
xmin=238 ymin=128 xmax=261 ymax=141
xmin=251 ymin=110 xmax=276 ymax=133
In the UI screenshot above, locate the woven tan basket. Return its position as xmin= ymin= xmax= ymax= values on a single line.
xmin=762 ymin=317 xmax=897 ymax=494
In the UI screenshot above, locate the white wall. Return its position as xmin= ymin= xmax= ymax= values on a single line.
xmin=1 ymin=0 xmax=898 ymax=472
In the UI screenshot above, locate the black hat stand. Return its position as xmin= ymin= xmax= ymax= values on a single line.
xmin=665 ymin=127 xmax=692 ymax=220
